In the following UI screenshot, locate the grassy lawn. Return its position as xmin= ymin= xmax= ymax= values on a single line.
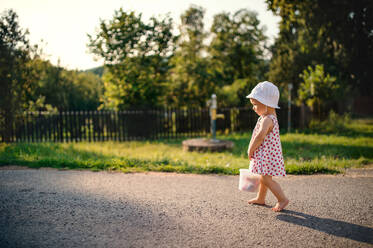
xmin=0 ymin=119 xmax=372 ymax=175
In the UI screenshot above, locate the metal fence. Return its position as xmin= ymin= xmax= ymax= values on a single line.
xmin=1 ymin=106 xmax=301 ymax=142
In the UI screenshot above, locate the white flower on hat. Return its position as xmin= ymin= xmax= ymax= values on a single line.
xmin=246 ymin=81 xmax=280 ymax=109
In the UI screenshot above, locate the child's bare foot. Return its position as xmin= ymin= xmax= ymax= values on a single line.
xmin=248 ymin=198 xmax=266 ymax=205
xmin=272 ymin=198 xmax=289 ymax=212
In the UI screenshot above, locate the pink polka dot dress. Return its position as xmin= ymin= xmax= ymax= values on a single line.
xmin=249 ymin=114 xmax=286 ymax=177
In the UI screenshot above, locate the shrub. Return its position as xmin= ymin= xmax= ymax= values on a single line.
xmin=308 ymin=110 xmax=351 ymax=134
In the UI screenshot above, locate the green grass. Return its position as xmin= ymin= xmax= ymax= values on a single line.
xmin=0 ymin=119 xmax=372 ymax=175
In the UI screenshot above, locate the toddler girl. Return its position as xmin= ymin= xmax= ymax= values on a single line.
xmin=246 ymin=81 xmax=289 ymax=212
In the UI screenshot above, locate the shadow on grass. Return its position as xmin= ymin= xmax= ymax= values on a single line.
xmin=301 ymin=119 xmax=373 ymax=138
xmin=281 ymin=141 xmax=373 ymax=160
xmin=221 ymin=136 xmax=373 ymax=160
xmin=277 ymin=210 xmax=373 ymax=244
xmin=301 ymin=129 xmax=373 ymax=138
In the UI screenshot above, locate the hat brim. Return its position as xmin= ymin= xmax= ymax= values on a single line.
xmin=246 ymin=94 xmax=280 ymax=109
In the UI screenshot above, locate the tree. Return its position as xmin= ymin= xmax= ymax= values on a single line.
xmin=291 ymin=0 xmax=373 ymax=97
xmin=266 ymin=0 xmax=373 ymax=111
xmin=24 ymin=58 xmax=103 ymax=111
xmin=0 ymin=9 xmax=36 ymax=141
xmin=88 ymin=8 xmax=175 ymax=110
xmin=209 ymin=9 xmax=268 ymax=106
xmin=210 ymin=9 xmax=267 ymax=84
xmin=68 ymin=71 xmax=103 ymax=110
xmin=166 ymin=5 xmax=214 ymax=108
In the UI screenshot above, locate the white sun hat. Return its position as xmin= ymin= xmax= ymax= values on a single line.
xmin=246 ymin=81 xmax=280 ymax=109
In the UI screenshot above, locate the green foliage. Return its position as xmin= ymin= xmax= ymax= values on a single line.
xmin=166 ymin=6 xmax=269 ymax=108
xmin=266 ymin=1 xmax=308 ymax=93
xmin=6 ymin=3 xmax=368 ymax=119
xmin=166 ymin=5 xmax=214 ymax=108
xmin=25 ymin=95 xmax=57 ymax=113
xmin=266 ymin=0 xmax=372 ymax=110
xmin=298 ymin=64 xmax=339 ymax=119
xmin=217 ymin=78 xmax=257 ymax=107
xmin=28 ymin=58 xmax=103 ymax=111
xmin=0 ymin=9 xmax=38 ymax=141
xmin=209 ymin=9 xmax=268 ymax=85
xmin=86 ymin=6 xmax=270 ymax=109
xmin=166 ymin=54 xmax=213 ymax=108
xmin=308 ymin=110 xmax=351 ymax=134
xmin=0 ymin=9 xmax=103 ymax=130
xmin=208 ymin=9 xmax=268 ymax=107
xmin=88 ymin=8 xmax=176 ymax=110
xmin=70 ymin=71 xmax=103 ymax=110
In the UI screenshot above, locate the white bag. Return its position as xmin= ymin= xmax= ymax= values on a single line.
xmin=238 ymin=169 xmax=260 ymax=192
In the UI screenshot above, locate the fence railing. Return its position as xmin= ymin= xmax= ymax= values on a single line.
xmin=1 ymin=106 xmax=301 ymax=143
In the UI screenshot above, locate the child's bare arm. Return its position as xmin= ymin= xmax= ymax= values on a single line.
xmin=248 ymin=117 xmax=274 ymax=159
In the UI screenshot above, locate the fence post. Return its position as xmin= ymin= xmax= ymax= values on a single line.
xmin=210 ymin=94 xmax=217 ymax=140
xmin=288 ymin=83 xmax=293 ymax=133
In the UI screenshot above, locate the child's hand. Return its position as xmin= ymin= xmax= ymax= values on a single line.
xmin=247 ymin=150 xmax=253 ymax=159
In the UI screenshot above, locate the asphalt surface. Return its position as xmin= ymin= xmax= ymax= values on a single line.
xmin=0 ymin=167 xmax=372 ymax=248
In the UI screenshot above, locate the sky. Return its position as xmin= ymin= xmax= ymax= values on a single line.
xmin=1 ymin=0 xmax=280 ymax=71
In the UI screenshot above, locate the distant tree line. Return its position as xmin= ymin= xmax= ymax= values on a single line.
xmin=87 ymin=6 xmax=269 ymax=109
xmin=0 ymin=9 xmax=103 ymax=114
xmin=1 ymin=0 xmax=372 ymax=141
xmin=87 ymin=1 xmax=372 ymax=118
xmin=0 ymin=10 xmax=103 ymax=141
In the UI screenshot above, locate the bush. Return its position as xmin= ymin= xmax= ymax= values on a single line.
xmin=308 ymin=110 xmax=351 ymax=134
xmin=298 ymin=64 xmax=341 ymax=120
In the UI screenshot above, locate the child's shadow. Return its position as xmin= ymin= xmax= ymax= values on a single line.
xmin=276 ymin=210 xmax=373 ymax=244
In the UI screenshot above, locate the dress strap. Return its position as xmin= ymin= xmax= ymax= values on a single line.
xmin=262 ymin=114 xmax=278 ymax=125
xmin=262 ymin=114 xmax=277 ymax=120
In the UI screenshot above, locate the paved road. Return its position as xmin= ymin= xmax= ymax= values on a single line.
xmin=0 ymin=167 xmax=372 ymax=248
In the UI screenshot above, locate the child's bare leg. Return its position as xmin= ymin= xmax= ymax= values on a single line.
xmin=261 ymin=175 xmax=289 ymax=212
xmin=248 ymin=180 xmax=268 ymax=205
